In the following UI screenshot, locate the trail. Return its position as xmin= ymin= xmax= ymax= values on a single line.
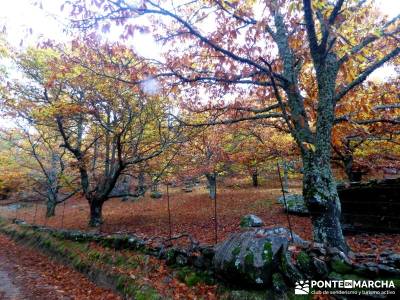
xmin=0 ymin=233 xmax=121 ymax=300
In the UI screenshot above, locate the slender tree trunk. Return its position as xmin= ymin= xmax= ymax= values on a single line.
xmin=46 ymin=153 xmax=59 ymax=217
xmin=151 ymin=179 xmax=159 ymax=192
xmin=46 ymin=196 xmax=56 ymax=217
xmin=135 ymin=170 xmax=146 ymax=197
xmin=89 ymin=200 xmax=104 ymax=227
xmin=343 ymin=154 xmax=362 ymax=182
xmin=282 ymin=161 xmax=289 ymax=192
xmin=121 ymin=175 xmax=132 ymax=201
xmin=205 ymin=172 xmax=217 ymax=200
xmin=251 ymin=169 xmax=258 ymax=187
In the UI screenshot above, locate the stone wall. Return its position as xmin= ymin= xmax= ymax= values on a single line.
xmin=338 ymin=178 xmax=400 ymax=233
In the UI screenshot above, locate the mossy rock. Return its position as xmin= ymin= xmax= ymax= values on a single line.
xmin=272 ymin=273 xmax=287 ymax=294
xmin=219 ymin=290 xmax=271 ymax=300
xmin=240 ymin=215 xmax=264 ymax=228
xmin=330 ymin=258 xmax=353 ymax=274
xmin=277 ymin=194 xmax=309 ymax=215
xmin=213 ymin=227 xmax=306 ymax=288
xmin=150 ymin=191 xmax=163 ymax=199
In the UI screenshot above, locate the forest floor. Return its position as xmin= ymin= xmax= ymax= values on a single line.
xmin=0 ymin=233 xmax=120 ymax=300
xmin=1 ymin=178 xmax=399 ymax=256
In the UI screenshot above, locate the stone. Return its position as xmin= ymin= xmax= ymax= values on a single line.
xmin=387 ymin=253 xmax=400 ymax=268
xmin=150 ymin=191 xmax=163 ymax=199
xmin=176 ymin=254 xmax=188 ymax=266
xmin=271 ymin=273 xmax=287 ymax=294
xmin=240 ymin=214 xmax=264 ymax=228
xmin=277 ymin=194 xmax=309 ymax=215
xmin=313 ymin=257 xmax=329 ymax=276
xmin=213 ymin=227 xmax=306 ymax=288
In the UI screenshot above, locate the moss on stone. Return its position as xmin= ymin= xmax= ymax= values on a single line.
xmin=331 ymin=259 xmax=353 ymax=274
xmin=272 ymin=272 xmax=286 ymax=292
xmin=134 ymin=286 xmax=161 ymax=300
xmin=296 ymin=251 xmax=311 ymax=271
xmin=244 ymin=252 xmax=254 ymax=266
xmin=262 ymin=242 xmax=273 ymax=263
xmin=232 ymin=246 xmax=241 ymax=257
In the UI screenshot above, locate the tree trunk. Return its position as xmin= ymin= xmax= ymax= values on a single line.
xmin=46 ymin=198 xmax=56 ymax=217
xmin=151 ymin=179 xmax=159 ymax=192
xmin=46 ymin=153 xmax=59 ymax=218
xmin=89 ymin=200 xmax=103 ymax=227
xmin=135 ymin=170 xmax=146 ymax=197
xmin=303 ymin=155 xmax=348 ymax=253
xmin=251 ymin=170 xmax=258 ymax=187
xmin=282 ymin=161 xmax=289 ymax=192
xmin=343 ymin=154 xmax=362 ymax=182
xmin=206 ymin=172 xmax=217 ymax=200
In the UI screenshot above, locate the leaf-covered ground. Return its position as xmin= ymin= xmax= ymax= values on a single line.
xmin=0 ymin=233 xmax=120 ymax=300
xmin=3 ymin=179 xmax=399 ymax=256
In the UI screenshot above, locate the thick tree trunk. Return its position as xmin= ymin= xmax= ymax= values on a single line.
xmin=205 ymin=172 xmax=217 ymax=200
xmin=303 ymin=155 xmax=348 ymax=253
xmin=89 ymin=200 xmax=104 ymax=227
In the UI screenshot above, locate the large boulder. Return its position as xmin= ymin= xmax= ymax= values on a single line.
xmin=240 ymin=214 xmax=264 ymax=228
xmin=213 ymin=227 xmax=306 ymax=288
xmin=277 ymin=194 xmax=309 ymax=215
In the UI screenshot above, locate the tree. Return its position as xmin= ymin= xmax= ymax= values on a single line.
xmin=332 ymin=79 xmax=400 ymax=181
xmin=3 ymin=38 xmax=182 ymax=226
xmin=173 ymin=125 xmax=230 ymax=199
xmin=67 ymin=0 xmax=400 ymax=251
xmin=226 ymin=122 xmax=297 ymax=187
xmin=0 ymin=127 xmax=79 ymax=217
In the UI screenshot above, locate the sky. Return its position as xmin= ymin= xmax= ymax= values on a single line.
xmin=0 ymin=0 xmax=398 ymax=94
xmin=1 ymin=0 xmax=399 ymax=56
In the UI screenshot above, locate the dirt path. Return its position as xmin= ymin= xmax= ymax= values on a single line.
xmin=0 ymin=233 xmax=121 ymax=300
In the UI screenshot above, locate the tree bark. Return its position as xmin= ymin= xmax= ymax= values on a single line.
xmin=46 ymin=198 xmax=56 ymax=217
xmin=282 ymin=162 xmax=289 ymax=192
xmin=89 ymin=200 xmax=104 ymax=227
xmin=251 ymin=171 xmax=258 ymax=187
xmin=45 ymin=153 xmax=59 ymax=218
xmin=343 ymin=154 xmax=363 ymax=182
xmin=135 ymin=170 xmax=146 ymax=197
xmin=303 ymin=157 xmax=347 ymax=252
xmin=206 ymin=172 xmax=217 ymax=200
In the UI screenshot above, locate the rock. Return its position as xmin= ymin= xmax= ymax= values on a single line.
xmin=280 ymin=247 xmax=305 ymax=284
xmin=313 ymin=257 xmax=329 ymax=276
xmin=182 ymin=187 xmax=193 ymax=193
xmin=5 ymin=203 xmax=22 ymax=211
xmin=271 ymin=273 xmax=287 ymax=294
xmin=221 ymin=290 xmax=270 ymax=300
xmin=387 ymin=253 xmax=400 ymax=268
xmin=13 ymin=219 xmax=27 ymax=225
xmin=150 ymin=191 xmax=163 ymax=199
xmin=176 ymin=254 xmax=188 ymax=266
xmin=213 ymin=227 xmax=306 ymax=288
xmin=240 ymin=215 xmax=264 ymax=228
xmin=330 ymin=257 xmax=353 ymax=274
xmin=277 ymin=194 xmax=309 ymax=215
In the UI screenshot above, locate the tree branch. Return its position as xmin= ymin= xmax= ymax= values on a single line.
xmin=335 ymin=46 xmax=400 ymax=102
